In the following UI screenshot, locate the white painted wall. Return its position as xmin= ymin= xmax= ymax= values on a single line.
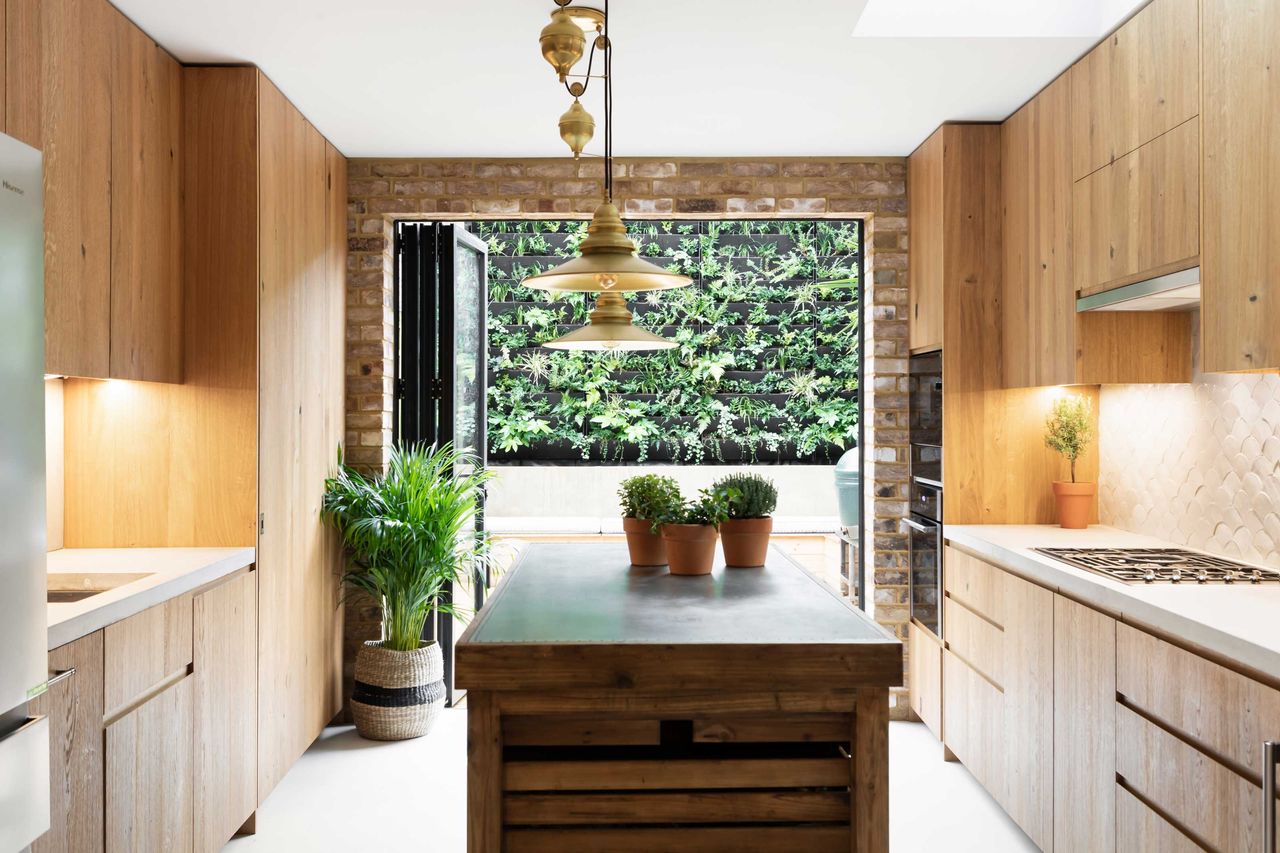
xmin=486 ymin=465 xmax=847 ymax=534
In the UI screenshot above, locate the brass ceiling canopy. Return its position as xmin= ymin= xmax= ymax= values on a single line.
xmin=539 ymin=8 xmax=586 ymax=83
xmin=524 ymin=202 xmax=692 ymax=293
xmin=563 ymin=6 xmax=605 ymax=33
xmin=558 ymin=98 xmax=595 ymax=160
xmin=542 ymin=291 xmax=675 ymax=351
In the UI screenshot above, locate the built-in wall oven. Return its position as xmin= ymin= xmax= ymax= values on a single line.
xmin=906 ymin=351 xmax=943 ymax=640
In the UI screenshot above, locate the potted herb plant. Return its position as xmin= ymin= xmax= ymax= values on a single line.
xmin=322 ymin=443 xmax=492 ymax=740
xmin=618 ymin=474 xmax=681 ymax=566
xmin=659 ymin=485 xmax=736 ymax=576
xmin=714 ymin=473 xmax=778 ymax=567
xmin=1045 ymin=395 xmax=1095 ymax=529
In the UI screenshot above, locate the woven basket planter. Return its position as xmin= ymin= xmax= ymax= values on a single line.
xmin=351 ymin=640 xmax=445 ymax=741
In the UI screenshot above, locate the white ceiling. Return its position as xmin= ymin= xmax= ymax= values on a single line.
xmin=112 ymin=0 xmax=1145 ymax=158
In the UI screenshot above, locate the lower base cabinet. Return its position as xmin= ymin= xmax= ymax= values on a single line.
xmin=907 ymin=622 xmax=942 ymax=738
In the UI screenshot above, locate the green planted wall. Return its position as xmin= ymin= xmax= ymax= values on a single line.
xmin=477 ymin=218 xmax=862 ymax=464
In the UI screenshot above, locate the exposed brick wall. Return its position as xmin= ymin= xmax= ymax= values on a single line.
xmin=344 ymin=156 xmax=913 ymax=716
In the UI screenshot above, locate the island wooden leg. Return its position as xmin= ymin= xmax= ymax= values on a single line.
xmin=853 ymin=687 xmax=889 ymax=853
xmin=468 ymin=691 xmax=502 ymax=853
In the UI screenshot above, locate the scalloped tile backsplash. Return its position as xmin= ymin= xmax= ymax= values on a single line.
xmin=1099 ymin=366 xmax=1280 ymax=569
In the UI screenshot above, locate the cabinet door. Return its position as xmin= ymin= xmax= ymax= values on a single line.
xmin=1053 ymin=595 xmax=1115 ymax=853
xmin=106 ymin=675 xmax=194 ymax=853
xmin=5 ymin=0 xmax=41 ymax=147
xmin=42 ymin=0 xmax=113 ymax=378
xmin=194 ymin=571 xmax=257 ymax=852
xmin=29 ymin=632 xmax=105 ymax=853
xmin=1000 ymin=569 xmax=1053 ymax=852
xmin=109 ymin=20 xmax=182 ymax=382
xmin=942 ymin=648 xmax=1003 ymax=796
xmin=1201 ymin=0 xmax=1280 ymax=373
xmin=907 ymin=127 xmax=943 ymax=353
xmin=1072 ymin=117 xmax=1199 ymax=297
xmin=1068 ymin=0 xmax=1198 ymax=180
xmin=907 ymin=622 xmax=941 ymax=738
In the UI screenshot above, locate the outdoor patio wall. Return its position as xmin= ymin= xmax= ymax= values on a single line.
xmin=343 ymin=156 xmax=913 ymax=716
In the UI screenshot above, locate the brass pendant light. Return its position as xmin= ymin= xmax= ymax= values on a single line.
xmin=539 ymin=8 xmax=586 ymax=83
xmin=530 ymin=0 xmax=691 ymax=350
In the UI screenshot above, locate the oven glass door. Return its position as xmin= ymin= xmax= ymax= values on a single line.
xmin=905 ymin=515 xmax=942 ymax=638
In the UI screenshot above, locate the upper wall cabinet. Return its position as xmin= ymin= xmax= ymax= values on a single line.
xmin=1001 ymin=76 xmax=1190 ymax=387
xmin=1201 ymin=0 xmax=1280 ymax=373
xmin=41 ymin=0 xmax=182 ymax=381
xmin=4 ymin=0 xmax=41 ymax=146
xmin=908 ymin=127 xmax=944 ymax=353
xmin=1068 ymin=0 xmax=1199 ymax=180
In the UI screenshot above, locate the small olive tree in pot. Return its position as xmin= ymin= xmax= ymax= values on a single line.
xmin=617 ymin=474 xmax=682 ymax=566
xmin=322 ymin=443 xmax=492 ymax=740
xmin=1045 ymin=395 xmax=1095 ymax=529
xmin=714 ymin=473 xmax=779 ymax=567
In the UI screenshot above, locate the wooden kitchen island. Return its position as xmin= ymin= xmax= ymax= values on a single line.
xmin=456 ymin=542 xmax=902 ymax=853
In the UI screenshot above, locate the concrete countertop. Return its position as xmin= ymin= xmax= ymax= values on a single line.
xmin=46 ymin=547 xmax=256 ymax=650
xmin=945 ymin=524 xmax=1280 ymax=681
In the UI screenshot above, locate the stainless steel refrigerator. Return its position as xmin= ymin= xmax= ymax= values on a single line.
xmin=0 ymin=130 xmax=51 ymax=852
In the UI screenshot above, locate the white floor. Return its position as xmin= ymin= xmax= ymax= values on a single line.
xmin=225 ymin=712 xmax=1038 ymax=852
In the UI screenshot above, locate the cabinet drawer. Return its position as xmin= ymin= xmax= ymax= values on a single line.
xmin=1116 ymin=703 xmax=1266 ymax=851
xmin=943 ymin=547 xmax=1003 ymax=625
xmin=1072 ymin=118 xmax=1199 ymax=298
xmin=1068 ymin=0 xmax=1199 ymax=179
xmin=942 ymin=597 xmax=1003 ymax=689
xmin=942 ymin=649 xmax=1004 ymax=798
xmin=104 ymin=594 xmax=193 ymax=714
xmin=1117 ymin=623 xmax=1280 ymax=781
xmin=1115 ymin=784 xmax=1200 ymax=853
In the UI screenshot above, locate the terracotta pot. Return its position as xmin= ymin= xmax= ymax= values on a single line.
xmin=661 ymin=524 xmax=719 ymax=575
xmin=1053 ymin=481 xmax=1096 ymax=529
xmin=721 ymin=517 xmax=773 ymax=567
xmin=622 ymin=517 xmax=667 ymax=566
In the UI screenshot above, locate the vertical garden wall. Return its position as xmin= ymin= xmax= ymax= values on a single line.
xmin=476 ymin=218 xmax=862 ymax=464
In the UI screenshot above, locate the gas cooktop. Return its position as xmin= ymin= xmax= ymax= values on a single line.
xmin=1033 ymin=547 xmax=1280 ymax=584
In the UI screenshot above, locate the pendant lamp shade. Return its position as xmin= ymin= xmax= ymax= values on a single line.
xmin=522 ymin=202 xmax=692 ymax=293
xmin=542 ymin=291 xmax=675 ymax=351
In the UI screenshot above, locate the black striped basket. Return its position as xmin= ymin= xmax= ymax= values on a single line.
xmin=351 ymin=640 xmax=445 ymax=740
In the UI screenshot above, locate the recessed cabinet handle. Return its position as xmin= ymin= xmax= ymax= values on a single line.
xmin=45 ymin=668 xmax=75 ymax=690
xmin=1264 ymin=740 xmax=1279 ymax=852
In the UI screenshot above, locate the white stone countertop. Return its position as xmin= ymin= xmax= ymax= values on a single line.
xmin=46 ymin=547 xmax=255 ymax=650
xmin=945 ymin=524 xmax=1280 ymax=681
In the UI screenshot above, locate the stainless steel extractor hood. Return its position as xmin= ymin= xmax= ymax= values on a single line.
xmin=1076 ymin=266 xmax=1200 ymax=312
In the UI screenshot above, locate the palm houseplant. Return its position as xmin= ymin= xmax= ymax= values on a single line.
xmin=1044 ymin=395 xmax=1095 ymax=529
xmin=714 ymin=473 xmax=778 ymax=567
xmin=658 ymin=484 xmax=737 ymax=576
xmin=617 ymin=474 xmax=682 ymax=566
xmin=322 ymin=443 xmax=493 ymax=740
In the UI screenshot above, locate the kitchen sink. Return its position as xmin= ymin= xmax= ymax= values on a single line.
xmin=46 ymin=572 xmax=154 ymax=604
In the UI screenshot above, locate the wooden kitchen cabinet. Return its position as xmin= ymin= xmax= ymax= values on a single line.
xmin=194 ymin=570 xmax=258 ymax=852
xmin=4 ymin=0 xmax=41 ymax=147
xmin=29 ymin=632 xmax=105 ymax=853
xmin=1052 ymin=594 xmax=1115 ymax=853
xmin=1068 ymin=0 xmax=1199 ymax=180
xmin=907 ymin=127 xmax=943 ymax=353
xmin=907 ymin=622 xmax=942 ymax=739
xmin=1001 ymin=75 xmax=1190 ymax=387
xmin=106 ymin=675 xmax=194 ymax=853
xmin=1201 ymin=0 xmax=1280 ymax=372
xmin=1072 ymin=117 xmax=1199 ymax=298
xmin=109 ymin=13 xmax=183 ymax=383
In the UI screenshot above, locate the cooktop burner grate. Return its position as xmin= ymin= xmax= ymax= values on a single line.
xmin=1033 ymin=547 xmax=1280 ymax=584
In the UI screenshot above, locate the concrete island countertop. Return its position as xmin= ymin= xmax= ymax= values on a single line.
xmin=46 ymin=547 xmax=256 ymax=650
xmin=945 ymin=524 xmax=1280 ymax=682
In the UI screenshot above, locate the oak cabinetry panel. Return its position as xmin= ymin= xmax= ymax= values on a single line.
xmin=42 ymin=0 xmax=113 ymax=378
xmin=941 ymin=546 xmax=1003 ymax=624
xmin=1053 ymin=595 xmax=1115 ymax=853
xmin=1068 ymin=0 xmax=1199 ymax=180
xmin=942 ymin=648 xmax=1004 ymax=796
xmin=1072 ymin=117 xmax=1199 ymax=298
xmin=1201 ymin=0 xmax=1280 ymax=372
xmin=109 ymin=19 xmax=182 ymax=382
xmin=5 ymin=0 xmax=40 ymax=146
xmin=907 ymin=622 xmax=941 ymax=738
xmin=29 ymin=632 xmax=104 ymax=853
xmin=105 ymin=675 xmax=194 ymax=853
xmin=907 ymin=127 xmax=943 ymax=353
xmin=999 ymin=572 xmax=1053 ymax=851
xmin=941 ymin=597 xmax=1002 ymax=687
xmin=1114 ymin=785 xmax=1199 ymax=853
xmin=103 ymin=592 xmax=192 ymax=715
xmin=194 ymin=571 xmax=258 ymax=852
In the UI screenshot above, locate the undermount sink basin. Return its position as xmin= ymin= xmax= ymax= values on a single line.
xmin=46 ymin=572 xmax=154 ymax=604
